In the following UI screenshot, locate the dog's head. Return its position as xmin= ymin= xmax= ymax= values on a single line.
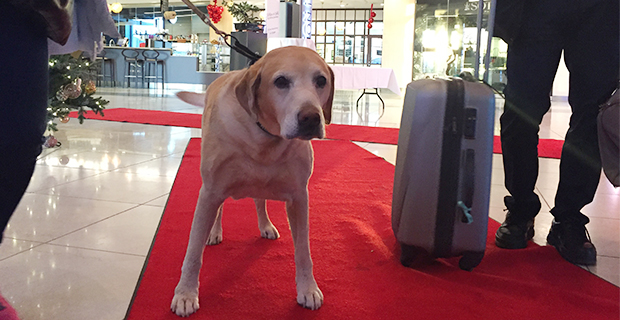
xmin=235 ymin=46 xmax=334 ymax=140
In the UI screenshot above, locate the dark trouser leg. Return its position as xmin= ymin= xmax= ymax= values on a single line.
xmin=0 ymin=145 xmax=42 ymax=242
xmin=550 ymin=0 xmax=620 ymax=223
xmin=0 ymin=3 xmax=48 ymax=242
xmin=500 ymin=0 xmax=565 ymax=222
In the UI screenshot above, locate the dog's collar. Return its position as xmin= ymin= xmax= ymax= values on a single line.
xmin=256 ymin=121 xmax=280 ymax=138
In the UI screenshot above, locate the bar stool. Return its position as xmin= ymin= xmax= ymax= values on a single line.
xmin=121 ymin=49 xmax=143 ymax=88
xmin=96 ymin=50 xmax=116 ymax=87
xmin=142 ymin=50 xmax=165 ymax=93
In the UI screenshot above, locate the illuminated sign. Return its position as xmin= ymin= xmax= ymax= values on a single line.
xmin=301 ymin=0 xmax=312 ymax=39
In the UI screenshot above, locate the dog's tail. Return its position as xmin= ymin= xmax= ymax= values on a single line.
xmin=177 ymin=91 xmax=206 ymax=107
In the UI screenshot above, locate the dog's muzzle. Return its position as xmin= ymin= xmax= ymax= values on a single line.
xmin=294 ymin=111 xmax=323 ymax=140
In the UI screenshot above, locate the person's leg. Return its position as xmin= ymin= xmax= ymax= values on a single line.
xmin=552 ymin=0 xmax=619 ymax=220
xmin=496 ymin=0 xmax=564 ymax=248
xmin=546 ymin=0 xmax=619 ymax=265
xmin=0 ymin=3 xmax=48 ymax=241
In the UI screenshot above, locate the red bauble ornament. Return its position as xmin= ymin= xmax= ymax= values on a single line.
xmin=369 ymin=18 xmax=374 ymax=23
xmin=207 ymin=0 xmax=223 ymax=24
xmin=371 ymin=11 xmax=376 ymax=18
xmin=367 ymin=23 xmax=373 ymax=29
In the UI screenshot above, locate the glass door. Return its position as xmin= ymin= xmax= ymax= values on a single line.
xmin=367 ymin=35 xmax=383 ymax=66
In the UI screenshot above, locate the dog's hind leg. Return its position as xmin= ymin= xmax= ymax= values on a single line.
xmin=171 ymin=186 xmax=224 ymax=317
xmin=254 ymin=198 xmax=280 ymax=240
xmin=206 ymin=205 xmax=223 ymax=245
xmin=286 ymin=195 xmax=323 ymax=310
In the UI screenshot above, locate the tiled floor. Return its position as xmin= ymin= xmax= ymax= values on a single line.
xmin=1 ymin=85 xmax=618 ymax=319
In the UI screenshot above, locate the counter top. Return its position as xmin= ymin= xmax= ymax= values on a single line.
xmin=103 ymin=46 xmax=172 ymax=51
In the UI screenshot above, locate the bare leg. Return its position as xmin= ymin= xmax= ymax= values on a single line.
xmin=254 ymin=198 xmax=280 ymax=240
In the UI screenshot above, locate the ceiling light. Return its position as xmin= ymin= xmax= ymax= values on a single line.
xmin=109 ymin=2 xmax=123 ymax=14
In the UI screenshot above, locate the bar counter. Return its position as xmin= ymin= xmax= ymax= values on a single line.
xmin=101 ymin=46 xmax=223 ymax=86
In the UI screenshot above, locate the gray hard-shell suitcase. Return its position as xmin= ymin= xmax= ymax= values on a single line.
xmin=391 ymin=78 xmax=495 ymax=271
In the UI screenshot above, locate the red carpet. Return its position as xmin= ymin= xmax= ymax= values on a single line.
xmin=125 ymin=139 xmax=617 ymax=320
xmin=69 ymin=108 xmax=564 ymax=158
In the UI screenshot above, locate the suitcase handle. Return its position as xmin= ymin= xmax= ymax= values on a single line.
xmin=459 ymin=149 xmax=476 ymax=224
xmin=457 ymin=201 xmax=473 ymax=224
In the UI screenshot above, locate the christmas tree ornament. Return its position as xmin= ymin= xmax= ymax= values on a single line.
xmin=56 ymin=89 xmax=69 ymax=102
xmin=63 ymin=78 xmax=83 ymax=99
xmin=60 ymin=116 xmax=70 ymax=123
xmin=59 ymin=155 xmax=70 ymax=165
xmin=43 ymin=135 xmax=60 ymax=148
xmin=85 ymin=80 xmax=96 ymax=95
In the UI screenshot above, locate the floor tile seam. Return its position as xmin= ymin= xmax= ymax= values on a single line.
xmin=139 ymin=194 xmax=171 ymax=207
xmin=40 ymin=242 xmax=147 ymax=258
xmin=37 ymin=204 xmax=144 ymax=245
xmin=110 ymin=153 xmax=182 ymax=175
xmin=535 ymin=186 xmax=554 ymax=210
xmin=0 ymin=240 xmax=47 ymax=262
xmin=25 ymin=169 xmax=119 ymax=194
xmin=36 ymin=147 xmax=111 ymax=160
xmin=34 ymin=162 xmax=104 ymax=173
xmin=29 ymin=162 xmax=178 ymax=194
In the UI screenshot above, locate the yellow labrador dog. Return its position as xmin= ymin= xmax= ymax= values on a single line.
xmin=171 ymin=46 xmax=334 ymax=317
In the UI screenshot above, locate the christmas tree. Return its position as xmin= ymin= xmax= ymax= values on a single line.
xmin=47 ymin=52 xmax=108 ymax=132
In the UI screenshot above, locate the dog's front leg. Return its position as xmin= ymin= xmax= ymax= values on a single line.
xmin=286 ymin=194 xmax=323 ymax=310
xmin=171 ymin=186 xmax=224 ymax=317
xmin=254 ymin=198 xmax=280 ymax=239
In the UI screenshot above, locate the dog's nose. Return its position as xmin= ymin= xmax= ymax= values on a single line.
xmin=298 ymin=112 xmax=321 ymax=128
xmin=295 ymin=111 xmax=322 ymax=140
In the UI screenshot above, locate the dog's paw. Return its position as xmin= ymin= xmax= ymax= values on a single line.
xmin=296 ymin=285 xmax=323 ymax=310
xmin=171 ymin=291 xmax=199 ymax=317
xmin=260 ymin=224 xmax=280 ymax=240
xmin=206 ymin=231 xmax=222 ymax=245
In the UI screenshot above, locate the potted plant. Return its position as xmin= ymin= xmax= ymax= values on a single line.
xmin=227 ymin=1 xmax=262 ymax=31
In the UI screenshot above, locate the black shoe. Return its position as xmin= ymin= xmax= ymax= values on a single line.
xmin=495 ymin=211 xmax=535 ymax=249
xmin=547 ymin=219 xmax=597 ymax=266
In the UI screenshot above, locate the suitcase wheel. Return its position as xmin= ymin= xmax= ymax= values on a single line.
xmin=400 ymin=243 xmax=417 ymax=267
xmin=399 ymin=243 xmax=433 ymax=267
xmin=459 ymin=251 xmax=484 ymax=271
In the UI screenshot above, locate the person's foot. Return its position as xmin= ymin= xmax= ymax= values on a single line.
xmin=547 ymin=219 xmax=597 ymax=266
xmin=495 ymin=196 xmax=536 ymax=249
xmin=495 ymin=211 xmax=535 ymax=249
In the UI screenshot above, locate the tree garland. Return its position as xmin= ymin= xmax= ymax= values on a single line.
xmin=47 ymin=53 xmax=108 ymax=132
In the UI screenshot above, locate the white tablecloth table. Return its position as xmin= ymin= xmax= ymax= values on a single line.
xmin=267 ymin=38 xmax=316 ymax=52
xmin=330 ymin=65 xmax=401 ymax=114
xmin=330 ymin=65 xmax=401 ymax=95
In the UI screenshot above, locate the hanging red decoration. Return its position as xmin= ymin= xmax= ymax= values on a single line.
xmin=207 ymin=0 xmax=224 ymax=24
xmin=368 ymin=4 xmax=375 ymax=29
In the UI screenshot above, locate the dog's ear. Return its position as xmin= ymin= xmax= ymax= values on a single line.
xmin=235 ymin=65 xmax=262 ymax=116
xmin=176 ymin=91 xmax=206 ymax=107
xmin=322 ymin=66 xmax=335 ymax=125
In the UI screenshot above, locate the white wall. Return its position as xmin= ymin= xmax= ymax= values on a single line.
xmin=383 ymin=0 xmax=417 ymax=91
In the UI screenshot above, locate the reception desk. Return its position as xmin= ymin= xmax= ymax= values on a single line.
xmin=101 ymin=46 xmax=223 ymax=86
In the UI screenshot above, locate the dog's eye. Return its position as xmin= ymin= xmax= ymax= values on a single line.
xmin=274 ymin=76 xmax=291 ymax=89
xmin=315 ymin=76 xmax=327 ymax=89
